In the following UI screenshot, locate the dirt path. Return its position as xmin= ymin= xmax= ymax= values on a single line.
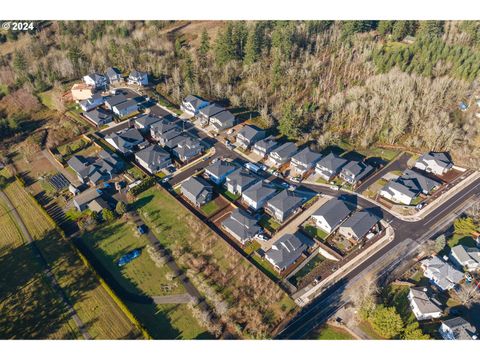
xmin=0 ymin=189 xmax=91 ymax=340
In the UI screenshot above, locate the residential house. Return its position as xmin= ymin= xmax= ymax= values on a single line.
xmin=71 ymin=83 xmax=94 ymax=101
xmin=181 ymin=95 xmax=209 ymax=116
xmin=315 ymin=153 xmax=348 ymax=181
xmin=291 ymin=147 xmax=322 ymax=175
xmin=408 ymin=287 xmax=443 ymax=321
xmin=415 ymin=152 xmax=453 ymax=175
xmin=450 ymin=245 xmax=480 ymax=271
xmin=268 ymin=142 xmax=298 ymax=168
xmin=79 ymin=93 xmax=104 ymax=112
xmin=265 ymin=233 xmax=307 ymax=272
xmin=225 ymin=169 xmax=259 ymax=195
xmin=181 ymin=176 xmax=213 ymax=207
xmin=440 ymin=317 xmax=478 ymax=340
xmin=241 ymin=182 xmax=277 ymax=211
xmin=104 ymin=94 xmax=128 ymax=110
xmin=105 ymin=128 xmax=144 ymax=154
xmin=311 ymin=199 xmax=352 ymax=234
xmin=84 ymin=108 xmax=113 ymax=127
xmin=197 ymin=103 xmax=225 ymax=125
xmin=172 ymin=137 xmax=204 ymax=163
xmin=67 ymin=151 xmax=123 ymax=186
xmin=135 ymin=144 xmax=171 ymax=174
xmin=83 ymin=73 xmax=107 ymax=89
xmin=73 ymin=188 xmax=102 ymax=212
xmin=265 ymin=190 xmax=304 ymax=223
xmin=156 ymin=127 xmax=182 ymax=147
xmin=112 ymin=99 xmax=138 ymax=118
xmin=134 ymin=114 xmax=161 ymax=132
xmin=150 ymin=120 xmax=180 ymax=142
xmin=88 ymin=197 xmax=110 ymax=213
xmin=210 ymin=110 xmax=235 ymax=132
xmin=221 ymin=209 xmax=262 ymax=245
xmin=339 ymin=161 xmax=373 ymax=185
xmin=236 ymin=125 xmax=266 ymax=150
xmin=127 ymin=70 xmax=148 ymax=86
xmin=421 ymin=256 xmax=464 ymax=291
xmin=338 ymin=211 xmax=380 ymax=242
xmin=379 ymin=181 xmax=419 ymax=205
xmin=204 ymin=161 xmax=237 ymax=185
xmin=253 ymin=136 xmax=278 ymax=157
xmin=105 ymin=67 xmax=122 ymax=84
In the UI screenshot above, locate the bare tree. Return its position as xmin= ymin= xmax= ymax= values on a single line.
xmin=456 ymin=282 xmax=480 ymax=307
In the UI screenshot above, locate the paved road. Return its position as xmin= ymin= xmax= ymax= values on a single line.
xmin=0 ymin=190 xmax=91 ymax=340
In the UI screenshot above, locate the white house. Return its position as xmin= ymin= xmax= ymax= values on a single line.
xmin=450 ymin=245 xmax=480 ymax=271
xmin=241 ymin=181 xmax=277 ymax=211
xmin=421 ymin=256 xmax=464 ymax=291
xmin=83 ymin=73 xmax=107 ymax=89
xmin=79 ymin=93 xmax=104 ymax=112
xmin=415 ymin=152 xmax=453 ymax=175
xmin=407 ymin=287 xmax=443 ymax=321
xmin=127 ymin=70 xmax=148 ymax=86
xmin=181 ymin=95 xmax=209 ymax=116
xmin=439 ymin=317 xmax=478 ymax=340
xmin=112 ymin=99 xmax=138 ymax=118
xmin=311 ymin=199 xmax=352 ymax=234
xmin=379 ymin=180 xmax=418 ymax=205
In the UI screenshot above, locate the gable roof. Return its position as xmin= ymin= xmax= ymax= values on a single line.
xmin=113 ymin=99 xmax=137 ymax=112
xmin=254 ymin=136 xmax=278 ymax=151
xmin=226 ymin=168 xmax=259 ymax=189
xmin=84 ymin=108 xmax=112 ymax=125
xmin=398 ymin=169 xmax=441 ymax=193
xmin=205 ymin=161 xmax=237 ymax=178
xmin=183 ymin=95 xmax=207 ymax=109
xmin=237 ymin=125 xmax=265 ymax=142
xmin=106 ymin=128 xmax=144 ymax=152
xmin=312 ymin=199 xmax=353 ymax=228
xmin=421 ymin=256 xmax=464 ymax=289
xmin=409 ymin=287 xmax=443 ymax=315
xmin=150 ymin=119 xmax=179 ymax=135
xmin=211 ymin=110 xmax=235 ymax=124
xmin=199 ymin=103 xmax=225 ymax=117
xmin=73 ymin=187 xmax=102 ymax=207
xmin=221 ymin=209 xmax=261 ymax=242
xmin=340 ymin=211 xmax=379 ymax=239
xmin=292 ymin=147 xmax=322 ymax=165
xmin=451 ymin=245 xmax=480 ymax=265
xmin=105 ymin=67 xmax=121 ymax=78
xmin=270 ymin=142 xmax=298 ymax=159
xmin=129 ymin=69 xmax=147 ymax=79
xmin=342 ymin=161 xmax=373 ymax=178
xmin=242 ymin=181 xmax=277 ymax=202
xmin=266 ymin=233 xmax=307 ymax=270
xmin=442 ymin=317 xmax=477 ymax=340
xmin=267 ymin=190 xmax=303 ymax=213
xmin=105 ymin=94 xmax=128 ymax=107
xmin=316 ymin=152 xmax=348 ymax=171
xmin=418 ymin=152 xmax=452 ymax=168
xmin=135 ymin=114 xmax=161 ymax=128
xmin=382 ymin=180 xmax=419 ymax=199
xmin=181 ymin=176 xmax=212 ymax=202
xmin=135 ymin=144 xmax=170 ymax=167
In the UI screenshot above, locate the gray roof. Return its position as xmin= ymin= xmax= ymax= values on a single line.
xmin=442 ymin=317 xmax=477 ymax=340
xmin=173 ymin=137 xmax=202 ymax=156
xmin=398 ymin=169 xmax=441 ymax=194
xmin=84 ymin=108 xmax=112 ymax=125
xmin=205 ymin=161 xmax=237 ymax=178
xmin=421 ymin=256 xmax=464 ymax=290
xmin=265 ymin=233 xmax=307 ymax=270
xmin=451 ymin=245 xmax=480 ymax=265
xmin=292 ymin=147 xmax=322 ymax=166
xmin=86 ymin=73 xmax=106 ymax=82
xmin=105 ymin=94 xmax=127 ymax=107
xmin=382 ymin=180 xmax=418 ymax=199
xmin=135 ymin=114 xmax=161 ymax=128
xmin=270 ymin=142 xmax=298 ymax=159
xmin=199 ymin=103 xmax=225 ymax=117
xmin=226 ymin=169 xmax=259 ymax=189
xmin=267 ymin=190 xmax=303 ymax=213
xmin=312 ymin=199 xmax=353 ymax=229
xmin=254 ymin=136 xmax=278 ymax=152
xmin=105 ymin=67 xmax=121 ymax=78
xmin=106 ymin=128 xmax=144 ymax=153
xmin=221 ymin=209 xmax=261 ymax=242
xmin=181 ymin=176 xmax=212 ymax=202
xmin=135 ymin=144 xmax=170 ymax=167
xmin=211 ymin=110 xmax=235 ymax=124
xmin=342 ymin=161 xmax=373 ymax=178
xmin=237 ymin=125 xmax=265 ymax=142
xmin=340 ymin=211 xmax=379 ymax=239
xmin=73 ymin=187 xmax=102 ymax=207
xmin=150 ymin=119 xmax=179 ymax=135
xmin=419 ymin=152 xmax=452 ymax=167
xmin=67 ymin=155 xmax=88 ymax=174
xmin=316 ymin=152 xmax=348 ymax=171
xmin=183 ymin=95 xmax=207 ymax=109
xmin=113 ymin=99 xmax=137 ymax=112
xmin=129 ymin=69 xmax=147 ymax=79
xmin=242 ymin=181 xmax=277 ymax=202
xmin=409 ymin=287 xmax=443 ymax=315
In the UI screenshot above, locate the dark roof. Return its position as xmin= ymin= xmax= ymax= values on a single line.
xmin=270 ymin=142 xmax=298 ymax=159
xmin=242 ymin=181 xmax=277 ymax=202
xmin=181 ymin=176 xmax=212 ymax=202
xmin=226 ymin=168 xmax=259 ymax=188
xmin=205 ymin=161 xmax=237 ymax=178
xmin=442 ymin=317 xmax=477 ymax=340
xmin=398 ymin=169 xmax=441 ymax=193
xmin=135 ymin=114 xmax=161 ymax=128
xmin=211 ymin=110 xmax=235 ymax=124
xmin=73 ymin=188 xmax=102 ymax=207
xmin=382 ymin=180 xmax=418 ymax=199
xmin=312 ymin=199 xmax=353 ymax=228
xmin=237 ymin=125 xmax=265 ymax=142
xmin=199 ymin=103 xmax=225 ymax=117
xmin=183 ymin=95 xmax=207 ymax=109
xmin=221 ymin=209 xmax=261 ymax=242
xmin=254 ymin=136 xmax=278 ymax=151
xmin=151 ymin=119 xmax=179 ymax=135
xmin=265 ymin=233 xmax=307 ymax=269
xmin=292 ymin=147 xmax=322 ymax=165
xmin=105 ymin=94 xmax=127 ymax=107
xmin=84 ymin=108 xmax=112 ymax=125
xmin=342 ymin=161 xmax=373 ymax=178
xmin=129 ymin=69 xmax=147 ymax=79
xmin=316 ymin=152 xmax=348 ymax=171
xmin=113 ymin=99 xmax=137 ymax=112
xmin=135 ymin=144 xmax=170 ymax=167
xmin=267 ymin=190 xmax=303 ymax=213
xmin=340 ymin=211 xmax=379 ymax=239
xmin=67 ymin=155 xmax=88 ymax=174
xmin=105 ymin=67 xmax=121 ymax=78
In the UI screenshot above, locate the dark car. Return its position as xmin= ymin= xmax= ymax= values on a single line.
xmin=137 ymin=224 xmax=148 ymax=235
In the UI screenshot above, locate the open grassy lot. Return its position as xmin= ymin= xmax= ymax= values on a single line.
xmin=2 ymin=177 xmax=141 ymax=339
xmin=0 ymin=199 xmax=80 ymax=339
xmin=79 ymin=219 xmax=209 ymax=339
xmin=134 ymin=187 xmax=296 ymax=338
xmin=310 ymin=324 xmax=355 ymax=340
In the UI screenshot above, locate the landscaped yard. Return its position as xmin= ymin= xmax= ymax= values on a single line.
xmin=57 ymin=138 xmax=90 ymax=158
xmin=79 ymin=219 xmax=209 ymax=339
xmin=259 ymin=215 xmax=282 ymax=234
xmin=303 ymin=225 xmax=329 ymax=241
xmin=217 ymin=187 xmax=241 ymax=202
xmin=448 ymin=234 xmax=476 ymax=249
xmin=310 ymin=324 xmax=355 ymax=340
xmin=200 ymin=199 xmax=221 ymax=217
xmin=133 ymin=187 xmax=296 ymax=338
xmin=2 ymin=176 xmax=141 ymax=339
xmin=289 ymin=253 xmax=326 ymax=287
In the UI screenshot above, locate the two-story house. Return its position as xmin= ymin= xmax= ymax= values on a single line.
xmin=236 ymin=125 xmax=266 ymax=150
xmin=267 ymin=142 xmax=298 ymax=168
xmin=291 ymin=147 xmax=322 ymax=175
xmin=315 ymin=152 xmax=348 ymax=181
xmin=134 ymin=144 xmax=171 ymax=174
xmin=241 ymin=181 xmax=277 ymax=211
xmin=265 ymin=190 xmax=304 ymax=223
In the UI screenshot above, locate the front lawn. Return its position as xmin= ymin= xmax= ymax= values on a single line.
xmin=448 ymin=234 xmax=476 ymax=248
xmin=217 ymin=187 xmax=241 ymax=202
xmin=311 ymin=324 xmax=355 ymax=340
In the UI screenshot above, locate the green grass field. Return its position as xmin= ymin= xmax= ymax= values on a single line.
xmin=80 ymin=219 xmax=209 ymax=339
xmin=2 ymin=177 xmax=141 ymax=339
xmin=311 ymin=325 xmax=355 ymax=340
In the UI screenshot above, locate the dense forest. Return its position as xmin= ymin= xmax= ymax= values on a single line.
xmin=1 ymin=20 xmax=480 ymax=166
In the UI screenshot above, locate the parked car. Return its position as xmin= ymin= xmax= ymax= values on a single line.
xmin=226 ymin=143 xmax=235 ymax=150
xmin=227 ymin=128 xmax=234 ymax=135
xmin=136 ymin=224 xmax=148 ymax=235
xmin=416 ymin=202 xmax=426 ymax=210
xmin=288 ymin=185 xmax=297 ymax=191
xmin=255 ymin=233 xmax=270 ymax=242
xmin=330 ymin=185 xmax=339 ymax=191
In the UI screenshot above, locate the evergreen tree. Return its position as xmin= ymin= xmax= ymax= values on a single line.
xmin=417 ymin=21 xmax=444 ymax=39
xmin=232 ymin=21 xmax=248 ymax=60
xmin=402 ymin=322 xmax=429 ymax=340
xmin=115 ymin=201 xmax=127 ymax=216
xmin=369 ymin=306 xmax=404 ymax=339
xmin=244 ymin=24 xmax=262 ymax=65
xmin=102 ymin=208 xmax=115 ymax=223
xmin=378 ymin=21 xmax=395 ymax=37
xmin=279 ymin=101 xmax=302 ymax=140
xmin=198 ymin=28 xmax=210 ymax=63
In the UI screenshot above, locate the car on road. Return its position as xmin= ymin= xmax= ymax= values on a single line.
xmin=255 ymin=233 xmax=270 ymax=241
xmin=161 ymin=175 xmax=172 ymax=184
xmin=330 ymin=185 xmax=340 ymax=191
xmin=137 ymin=224 xmax=148 ymax=235
xmin=226 ymin=143 xmax=235 ymax=150
xmin=279 ymin=181 xmax=289 ymax=189
xmin=273 ymin=171 xmax=281 ymax=177
xmin=289 ymin=176 xmax=302 ymax=183
xmin=288 ymin=185 xmax=297 ymax=191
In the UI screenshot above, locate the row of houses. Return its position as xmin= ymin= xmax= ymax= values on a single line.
xmin=181 ymin=95 xmax=236 ymax=132
xmin=83 ymin=68 xmax=148 ymax=89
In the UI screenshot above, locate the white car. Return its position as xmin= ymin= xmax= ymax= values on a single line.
xmin=227 ymin=128 xmax=234 ymax=135
xmin=255 ymin=234 xmax=270 ymax=242
xmin=330 ymin=185 xmax=339 ymax=191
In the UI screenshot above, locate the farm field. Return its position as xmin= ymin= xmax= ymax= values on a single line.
xmin=1 ymin=176 xmax=141 ymax=339
xmin=0 ymin=198 xmax=79 ymax=339
xmin=134 ymin=186 xmax=296 ymax=338
xmin=79 ymin=219 xmax=209 ymax=339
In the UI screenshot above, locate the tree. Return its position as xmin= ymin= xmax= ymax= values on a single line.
xmin=115 ymin=201 xmax=128 ymax=216
xmin=214 ymin=23 xmax=235 ymax=66
xmin=402 ymin=322 xmax=429 ymax=340
xmin=278 ymin=101 xmax=302 ymax=140
xmin=434 ymin=234 xmax=446 ymax=253
xmin=102 ymin=208 xmax=115 ymax=223
xmin=198 ymin=28 xmax=210 ymax=65
xmin=244 ymin=24 xmax=262 ymax=65
xmin=456 ymin=282 xmax=480 ymax=307
xmin=0 ymin=175 xmax=7 ymax=189
xmin=377 ymin=21 xmax=395 ymax=37
xmin=417 ymin=21 xmax=444 ymax=39
xmin=454 ymin=217 xmax=477 ymax=236
xmin=369 ymin=305 xmax=404 ymax=339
